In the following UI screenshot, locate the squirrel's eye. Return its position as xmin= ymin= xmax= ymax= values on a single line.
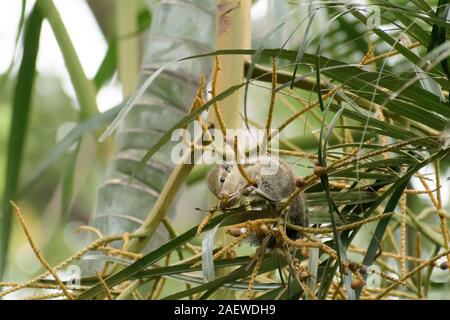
xmin=219 ymin=176 xmax=226 ymax=183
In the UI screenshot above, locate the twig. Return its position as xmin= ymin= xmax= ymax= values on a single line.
xmin=116 ymin=280 xmax=141 ymax=300
xmin=434 ymin=159 xmax=450 ymax=267
xmin=196 ymin=209 xmax=216 ymax=235
xmin=264 ymin=57 xmax=277 ymax=139
xmin=360 ymin=41 xmax=421 ymax=65
xmin=375 ymin=249 xmax=450 ymax=299
xmin=163 ymin=218 xmax=199 ymax=254
xmin=0 ymin=233 xmax=134 ymax=298
xmin=0 ymin=282 xmax=89 ymax=291
xmin=76 ymin=225 xmax=104 ymax=238
xmin=213 ymin=231 xmax=249 ymax=261
xmin=348 ymin=246 xmax=432 ymax=265
xmin=283 ymin=136 xmax=439 ymax=208
xmin=233 ymin=136 xmax=256 ymax=186
xmin=268 ymin=88 xmax=338 ymax=142
xmin=99 ymin=247 xmax=143 ymax=261
xmin=96 ymin=271 xmax=113 ymax=300
xmin=415 ymin=233 xmax=422 ymax=298
xmin=10 ymin=201 xmax=74 ymax=300
xmin=211 ymin=56 xmax=227 ymax=136
xmin=400 ymin=168 xmax=408 ymax=277
xmin=286 ymin=212 xmax=395 ymax=234
xmin=247 ymin=250 xmax=264 ymax=299
xmin=278 ymin=223 xmax=338 ymax=259
xmin=24 ymin=292 xmax=68 ymax=300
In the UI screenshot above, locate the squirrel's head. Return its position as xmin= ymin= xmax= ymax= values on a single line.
xmin=207 ymin=164 xmax=244 ymax=205
xmin=207 ymin=164 xmax=232 ymax=198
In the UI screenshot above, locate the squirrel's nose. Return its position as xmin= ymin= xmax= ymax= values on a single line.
xmin=218 ymin=192 xmax=227 ymax=199
xmin=219 ymin=193 xmax=230 ymax=205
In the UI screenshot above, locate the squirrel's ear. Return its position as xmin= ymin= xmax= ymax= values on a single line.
xmin=207 ymin=166 xmax=219 ymax=191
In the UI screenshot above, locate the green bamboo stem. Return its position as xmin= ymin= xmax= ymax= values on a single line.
xmin=36 ymin=0 xmax=98 ymax=118
xmin=208 ymin=0 xmax=251 ymax=129
xmin=114 ymin=0 xmax=140 ymax=97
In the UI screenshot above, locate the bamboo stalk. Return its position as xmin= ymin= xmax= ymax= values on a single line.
xmin=36 ymin=0 xmax=98 ymax=118
xmin=114 ymin=0 xmax=140 ymax=96
xmin=208 ymin=0 xmax=251 ymax=129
